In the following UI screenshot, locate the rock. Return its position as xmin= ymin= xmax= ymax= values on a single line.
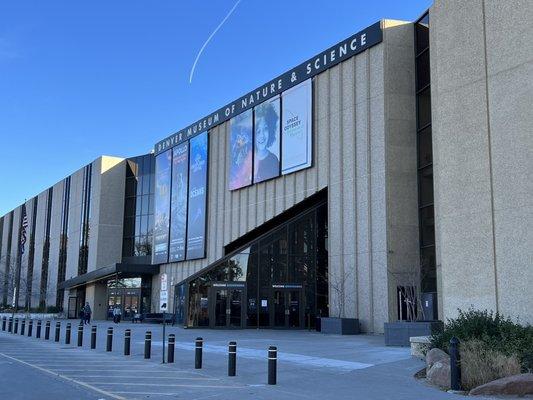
xmin=469 ymin=373 xmax=533 ymax=396
xmin=426 ymin=348 xmax=449 ymax=370
xmin=426 ymin=359 xmax=451 ymax=390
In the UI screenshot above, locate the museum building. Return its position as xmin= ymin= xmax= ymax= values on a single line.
xmin=1 ymin=1 xmax=531 ymax=332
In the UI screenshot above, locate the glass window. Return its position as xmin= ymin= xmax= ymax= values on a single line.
xmin=125 ymin=198 xmax=135 ymax=217
xmin=136 ymin=174 xmax=144 ymax=196
xmin=122 ymin=238 xmax=133 ymax=257
xmin=125 ymin=177 xmax=136 ymax=197
xmin=146 ymin=214 xmax=154 ymax=236
xmin=419 ymin=206 xmax=435 ymax=246
xmin=289 ymin=211 xmax=315 ymax=256
xmin=418 ymin=166 xmax=434 ymax=206
xmin=417 ymin=87 xmax=431 ymax=128
xmin=124 ymin=217 xmax=134 ymax=237
xmin=418 ymin=126 xmax=432 ymax=168
xmin=141 ymin=195 xmax=149 ymax=215
xmin=140 ymin=215 xmax=148 ymax=236
xmin=183 ymin=197 xmax=328 ymax=328
xmin=416 ymin=14 xmax=429 ymax=54
xmin=227 ymin=248 xmax=251 ymax=281
xmin=142 ymin=174 xmax=151 ymax=195
xmin=421 ymin=246 xmax=437 ymax=292
xmin=416 ymin=50 xmax=430 ymax=91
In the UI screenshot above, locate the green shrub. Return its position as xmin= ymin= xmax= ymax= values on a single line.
xmin=431 ymin=308 xmax=533 ymax=372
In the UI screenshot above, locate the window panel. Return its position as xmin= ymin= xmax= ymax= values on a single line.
xmin=418 ymin=166 xmax=434 ymax=206
xmin=416 ymin=14 xmax=429 ymax=54
xmin=416 ymin=50 xmax=430 ymax=91
xmin=419 ymin=206 xmax=435 ymax=247
xmin=125 ymin=198 xmax=135 ymax=217
xmin=417 ymin=87 xmax=431 ymax=128
xmin=418 ymin=126 xmax=433 ymax=168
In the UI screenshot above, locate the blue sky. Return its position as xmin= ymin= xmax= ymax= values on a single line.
xmin=0 ymin=0 xmax=431 ymax=216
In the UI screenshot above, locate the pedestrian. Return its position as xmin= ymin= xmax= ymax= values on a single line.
xmin=84 ymin=302 xmax=92 ymax=325
xmin=113 ymin=306 xmax=122 ymax=323
xmin=79 ymin=307 xmax=85 ymax=325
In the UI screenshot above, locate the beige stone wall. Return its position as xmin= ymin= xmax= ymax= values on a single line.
xmin=155 ymin=20 xmax=418 ymax=333
xmin=431 ymin=0 xmax=533 ymax=323
xmin=88 ymin=156 xmax=126 ymax=273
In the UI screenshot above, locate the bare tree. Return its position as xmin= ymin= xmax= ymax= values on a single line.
xmin=0 ymin=254 xmax=53 ymax=312
xmin=328 ymin=268 xmax=353 ymax=318
xmin=388 ymin=266 xmax=426 ymax=322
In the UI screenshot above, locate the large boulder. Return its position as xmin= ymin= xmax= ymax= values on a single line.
xmin=426 ymin=348 xmax=449 ymax=371
xmin=469 ymin=373 xmax=533 ymax=396
xmin=426 ymin=359 xmax=451 ymax=390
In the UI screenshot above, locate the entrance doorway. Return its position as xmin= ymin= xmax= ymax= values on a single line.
xmin=209 ymin=283 xmax=245 ymax=328
xmin=270 ymin=285 xmax=304 ymax=328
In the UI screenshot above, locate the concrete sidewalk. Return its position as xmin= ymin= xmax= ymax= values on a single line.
xmin=0 ymin=320 xmax=496 ymax=400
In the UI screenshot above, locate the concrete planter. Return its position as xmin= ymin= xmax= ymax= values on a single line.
xmin=320 ymin=317 xmax=360 ymax=335
xmin=384 ymin=320 xmax=443 ymax=346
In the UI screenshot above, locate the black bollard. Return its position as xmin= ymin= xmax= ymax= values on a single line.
xmin=90 ymin=325 xmax=97 ymax=349
xmin=44 ymin=320 xmax=50 ymax=340
xmin=167 ymin=334 xmax=175 ymax=363
xmin=228 ymin=341 xmax=237 ymax=377
xmin=77 ymin=324 xmax=83 ymax=347
xmin=65 ymin=323 xmax=71 ymax=344
xmin=195 ymin=337 xmax=203 ymax=369
xmin=144 ymin=331 xmax=151 ymax=359
xmin=268 ymin=346 xmax=277 ymax=385
xmin=55 ymin=322 xmax=60 ymax=342
xmin=36 ymin=320 xmax=41 ymax=338
xmin=28 ymin=320 xmax=33 ymax=337
xmin=14 ymin=318 xmax=18 ymax=334
xmin=2 ymin=316 xmax=6 ymax=331
xmin=21 ymin=319 xmax=26 ymax=336
xmin=449 ymin=336 xmax=461 ymax=391
xmin=124 ymin=329 xmax=131 ymax=356
xmin=106 ymin=327 xmax=113 ymax=352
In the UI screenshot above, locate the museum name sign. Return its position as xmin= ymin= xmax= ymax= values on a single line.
xmin=154 ymin=21 xmax=383 ymax=155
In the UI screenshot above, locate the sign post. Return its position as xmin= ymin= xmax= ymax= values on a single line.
xmin=160 ymin=273 xmax=168 ymax=364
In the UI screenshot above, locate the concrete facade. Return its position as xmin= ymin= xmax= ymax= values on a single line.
xmin=153 ymin=20 xmax=418 ymax=334
xmin=1 ymin=3 xmax=530 ymax=332
xmin=430 ymin=0 xmax=533 ymax=324
xmin=0 ymin=156 xmax=127 ymax=313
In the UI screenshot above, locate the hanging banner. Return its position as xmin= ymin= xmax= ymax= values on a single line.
xmin=152 ymin=150 xmax=172 ymax=264
xmin=186 ymin=131 xmax=208 ymax=260
xmin=281 ymin=79 xmax=313 ymax=175
xmin=169 ymin=142 xmax=189 ymax=262
xmin=228 ymin=109 xmax=253 ymax=190
xmin=254 ymin=96 xmax=280 ymax=183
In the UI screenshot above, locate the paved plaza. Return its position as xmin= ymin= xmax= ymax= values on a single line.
xmin=0 ymin=320 xmax=495 ymax=400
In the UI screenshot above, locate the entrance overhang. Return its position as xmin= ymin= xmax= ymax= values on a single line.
xmin=58 ymin=263 xmax=159 ymax=290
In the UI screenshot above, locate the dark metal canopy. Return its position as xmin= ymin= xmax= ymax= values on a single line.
xmin=58 ymin=263 xmax=158 ymax=289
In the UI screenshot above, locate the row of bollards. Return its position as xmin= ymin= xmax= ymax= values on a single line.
xmin=1 ymin=316 xmax=280 ymax=385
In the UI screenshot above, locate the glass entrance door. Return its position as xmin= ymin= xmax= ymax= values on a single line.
xmin=210 ymin=287 xmax=245 ymax=328
xmin=214 ymin=289 xmax=228 ymax=327
xmin=270 ymin=288 xmax=303 ymax=328
xmin=123 ymin=292 xmax=139 ymax=319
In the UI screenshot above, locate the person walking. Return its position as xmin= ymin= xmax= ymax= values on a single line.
xmin=79 ymin=307 xmax=85 ymax=325
xmin=113 ymin=306 xmax=122 ymax=323
xmin=83 ymin=302 xmax=92 ymax=325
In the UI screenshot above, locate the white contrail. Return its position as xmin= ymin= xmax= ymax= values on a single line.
xmin=189 ymin=0 xmax=242 ymax=83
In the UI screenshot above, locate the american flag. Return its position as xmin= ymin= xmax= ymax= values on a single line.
xmin=20 ymin=205 xmax=28 ymax=255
